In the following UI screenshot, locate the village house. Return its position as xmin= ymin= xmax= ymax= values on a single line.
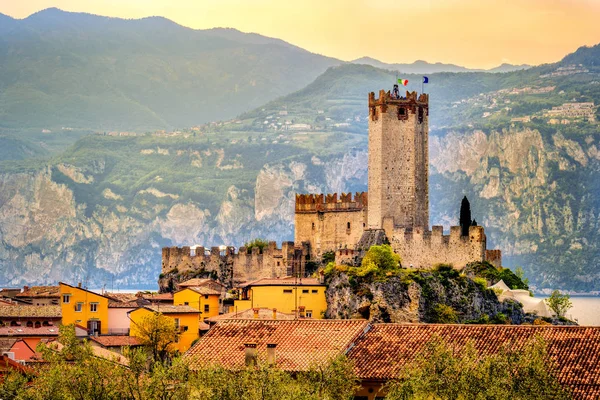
xmin=233 ymin=277 xmax=327 ymax=319
xmin=184 ymin=320 xmax=600 ymax=400
xmin=14 ymin=286 xmax=60 ymax=306
xmin=59 ymin=282 xmax=110 ymax=335
xmin=173 ymin=286 xmax=221 ymax=321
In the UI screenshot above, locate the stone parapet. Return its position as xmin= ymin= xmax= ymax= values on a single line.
xmin=295 ymin=192 xmax=368 ymax=213
xmin=161 ymin=242 xmax=308 ymax=289
xmin=389 ymin=225 xmax=487 ymax=270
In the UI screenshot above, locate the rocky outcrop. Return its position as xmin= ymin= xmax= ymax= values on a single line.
xmin=325 ymin=271 xmax=525 ymax=324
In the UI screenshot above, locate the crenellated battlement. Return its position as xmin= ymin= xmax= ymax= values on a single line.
xmin=385 ymin=225 xmax=493 ymax=270
xmin=295 ymin=192 xmax=368 ymax=213
xmin=368 ymin=90 xmax=429 ymax=107
xmin=390 ymin=225 xmax=486 ymax=245
xmin=161 ymin=242 xmax=311 ymax=289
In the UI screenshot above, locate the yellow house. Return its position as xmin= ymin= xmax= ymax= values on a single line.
xmin=233 ymin=277 xmax=327 ymax=319
xmin=128 ymin=305 xmax=200 ymax=353
xmin=173 ymin=287 xmax=220 ymax=320
xmin=59 ymin=282 xmax=110 ymax=335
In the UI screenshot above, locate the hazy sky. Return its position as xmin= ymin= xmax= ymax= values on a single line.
xmin=2 ymin=0 xmax=600 ymax=69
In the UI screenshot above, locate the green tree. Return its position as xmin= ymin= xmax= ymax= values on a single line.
xmin=385 ymin=335 xmax=570 ymax=400
xmin=545 ymin=290 xmax=573 ymax=318
xmin=244 ymin=238 xmax=270 ymax=253
xmin=459 ymin=195 xmax=472 ymax=237
xmin=134 ymin=312 xmax=179 ymax=362
xmin=297 ymin=355 xmax=359 ymax=400
xmin=432 ymin=304 xmax=459 ymax=324
xmin=358 ymin=244 xmax=401 ymax=276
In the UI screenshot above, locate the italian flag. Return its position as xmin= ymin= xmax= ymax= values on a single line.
xmin=398 ymin=78 xmax=409 ymax=86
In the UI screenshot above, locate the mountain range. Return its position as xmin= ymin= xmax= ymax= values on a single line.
xmin=0 ymin=8 xmax=599 ymax=293
xmin=351 ymin=57 xmax=531 ymax=74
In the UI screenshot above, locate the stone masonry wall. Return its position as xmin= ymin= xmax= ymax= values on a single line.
xmin=386 ymin=225 xmax=489 ymax=270
xmin=295 ymin=192 xmax=367 ymax=260
xmin=368 ymin=90 xmax=429 ymax=230
xmin=162 ymin=242 xmax=308 ymax=287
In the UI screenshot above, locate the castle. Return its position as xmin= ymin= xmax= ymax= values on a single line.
xmin=160 ymin=89 xmax=501 ymax=290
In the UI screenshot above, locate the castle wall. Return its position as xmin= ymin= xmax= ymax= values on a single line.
xmin=161 ymin=242 xmax=306 ymax=288
xmin=295 ymin=192 xmax=367 ymax=260
xmin=388 ymin=225 xmax=487 ymax=270
xmin=368 ymin=90 xmax=429 ymax=230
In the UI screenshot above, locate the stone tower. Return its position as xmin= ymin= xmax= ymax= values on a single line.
xmin=367 ymin=90 xmax=429 ymax=230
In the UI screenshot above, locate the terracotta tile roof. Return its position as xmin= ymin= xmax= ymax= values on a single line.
xmin=0 ymin=305 xmax=61 ymax=318
xmin=108 ymin=301 xmax=140 ymax=308
xmin=0 ymin=338 xmax=17 ymax=353
xmin=178 ymin=278 xmax=225 ymax=288
xmin=181 ymin=286 xmax=222 ymax=296
xmin=0 ymin=327 xmax=60 ymax=336
xmin=185 ymin=319 xmax=369 ymax=372
xmin=104 ymin=293 xmax=139 ymax=302
xmin=205 ymin=308 xmax=296 ymax=323
xmin=142 ymin=304 xmax=200 ymax=314
xmin=15 ymin=286 xmax=59 ymax=299
xmin=348 ymin=324 xmax=600 ymax=399
xmin=59 ymin=282 xmax=112 ymax=299
xmin=141 ymin=293 xmax=173 ymax=302
xmin=241 ymin=277 xmax=324 ymax=287
xmin=48 ymin=340 xmax=129 ymax=366
xmin=89 ymin=335 xmax=142 ymax=347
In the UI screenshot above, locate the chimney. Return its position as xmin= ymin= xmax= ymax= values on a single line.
xmin=78 ymin=282 xmax=82 ymax=288
xmin=272 ymin=308 xmax=277 ymax=320
xmin=23 ymin=286 xmax=29 ymax=292
xmin=244 ymin=343 xmax=257 ymax=366
xmin=299 ymin=306 xmax=306 ymax=319
xmin=253 ymin=308 xmax=259 ymax=319
xmin=267 ymin=343 xmax=277 ymax=365
xmin=319 ymin=270 xmax=325 ymax=284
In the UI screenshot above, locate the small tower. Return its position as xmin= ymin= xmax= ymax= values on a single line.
xmin=367 ymin=89 xmax=429 ymax=230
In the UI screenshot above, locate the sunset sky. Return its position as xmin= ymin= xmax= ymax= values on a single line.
xmin=2 ymin=0 xmax=600 ymax=69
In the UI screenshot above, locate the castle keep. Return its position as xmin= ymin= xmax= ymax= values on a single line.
xmin=161 ymin=88 xmax=501 ymax=290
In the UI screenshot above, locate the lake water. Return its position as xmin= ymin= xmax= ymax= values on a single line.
xmin=537 ymin=296 xmax=600 ymax=326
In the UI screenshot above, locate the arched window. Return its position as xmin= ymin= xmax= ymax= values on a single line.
xmin=347 ymin=222 xmax=351 ymax=230
xmin=26 ymin=321 xmax=33 ymax=328
xmin=34 ymin=321 xmax=41 ymax=328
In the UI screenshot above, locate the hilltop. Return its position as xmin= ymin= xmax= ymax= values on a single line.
xmin=0 ymin=8 xmax=341 ymax=131
xmin=351 ymin=56 xmax=530 ymax=74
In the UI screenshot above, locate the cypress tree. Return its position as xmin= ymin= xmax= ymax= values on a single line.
xmin=459 ymin=196 xmax=471 ymax=236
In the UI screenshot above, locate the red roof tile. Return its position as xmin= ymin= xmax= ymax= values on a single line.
xmin=205 ymin=308 xmax=296 ymax=323
xmin=15 ymin=286 xmax=59 ymax=299
xmin=241 ymin=277 xmax=324 ymax=287
xmin=348 ymin=324 xmax=600 ymax=400
xmin=89 ymin=336 xmax=141 ymax=347
xmin=185 ymin=319 xmax=369 ymax=372
xmin=0 ymin=327 xmax=60 ymax=336
xmin=180 ymin=286 xmax=221 ymax=296
xmin=178 ymin=278 xmax=225 ymax=288
xmin=141 ymin=304 xmax=199 ymax=314
xmin=0 ymin=305 xmax=61 ymax=318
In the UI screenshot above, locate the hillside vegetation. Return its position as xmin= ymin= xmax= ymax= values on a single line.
xmin=0 ymin=15 xmax=599 ymax=292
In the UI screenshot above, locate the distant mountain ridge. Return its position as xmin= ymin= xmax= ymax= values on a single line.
xmin=351 ymin=56 xmax=530 ymax=74
xmin=0 ymin=8 xmax=342 ymax=130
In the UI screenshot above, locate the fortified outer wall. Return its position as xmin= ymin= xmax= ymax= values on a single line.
xmin=368 ymin=90 xmax=429 ymax=230
xmin=161 ymin=242 xmax=308 ymax=288
xmin=295 ymin=192 xmax=368 ymax=260
xmin=383 ymin=224 xmax=500 ymax=270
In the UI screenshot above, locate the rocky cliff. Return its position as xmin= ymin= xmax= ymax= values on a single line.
xmin=325 ymin=268 xmax=526 ymax=324
xmin=0 ymin=124 xmax=598 ymax=291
